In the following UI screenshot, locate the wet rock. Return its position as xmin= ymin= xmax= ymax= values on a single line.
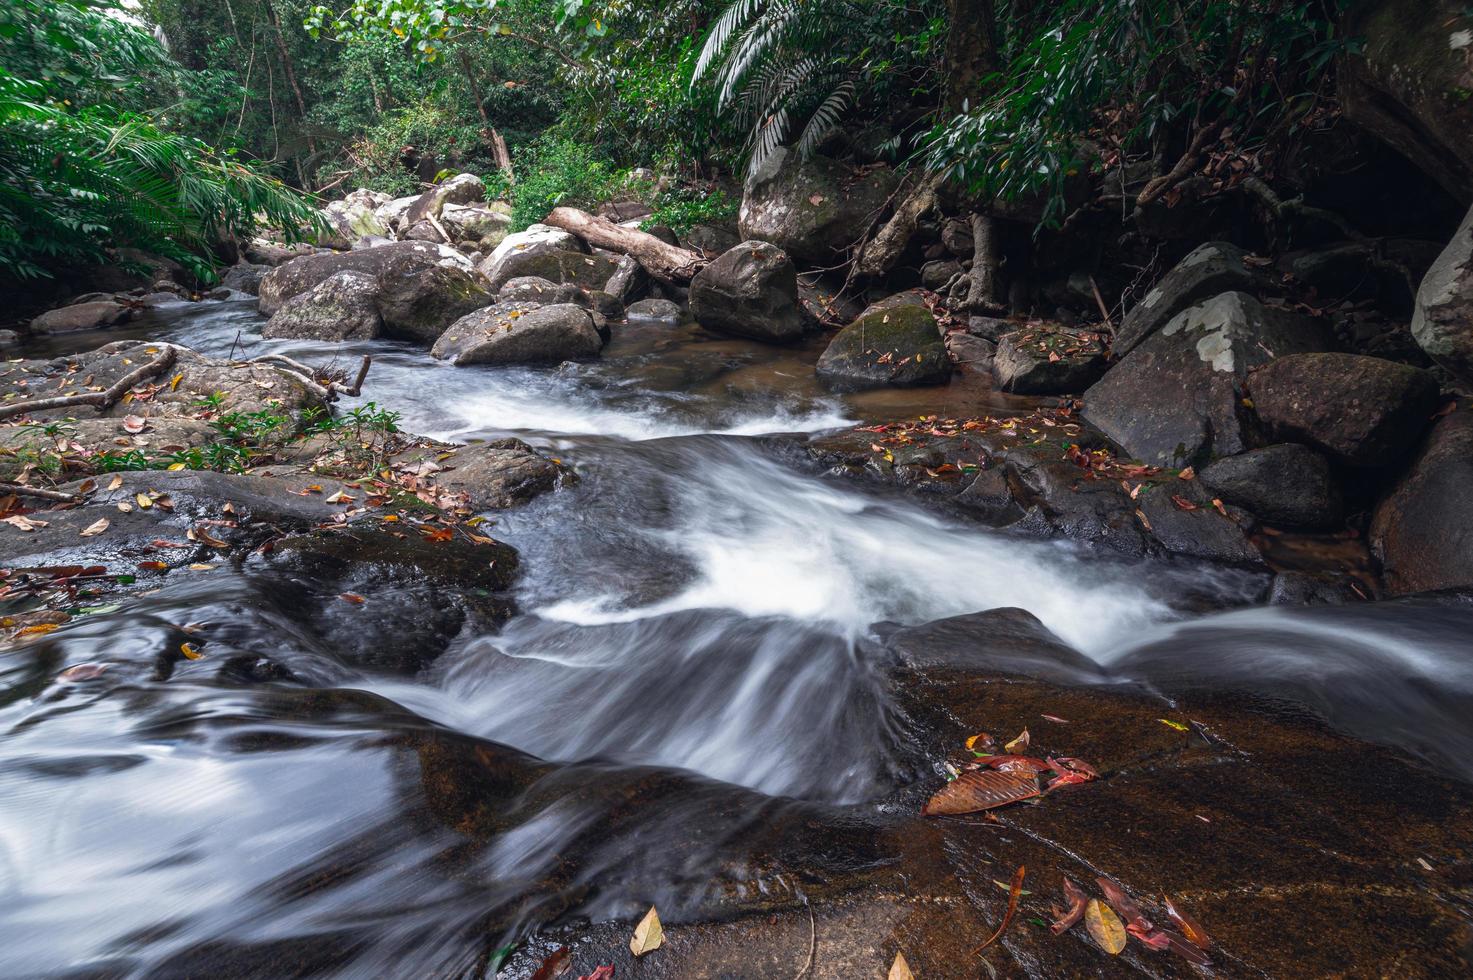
xmin=945 ymin=333 xmax=995 ymax=373
xmin=1248 ymin=352 xmax=1440 ymax=467
xmin=992 ymin=326 xmax=1107 ymax=394
xmin=1340 ymin=0 xmax=1473 ymax=201
xmin=1002 ymin=455 xmax=1149 ymax=557
xmin=1200 ymin=444 xmax=1343 ymax=529
xmin=375 ymin=251 xmax=493 ymax=344
xmin=738 ymin=148 xmax=898 ymax=266
xmin=243 ymin=239 xmax=316 ymax=267
xmin=498 ymin=276 xmax=566 ymax=304
xmin=403 ymin=173 xmax=486 ymax=227
xmin=884 ymin=607 xmax=1104 ymax=683
xmin=481 ymin=247 xmax=619 ymax=294
xmin=604 ymin=254 xmax=649 ymax=305
xmin=29 ymin=300 xmax=131 ymax=335
xmin=964 ymin=315 xmax=1010 ymax=341
xmin=920 ymin=258 xmax=962 ymax=291
xmin=816 ymin=293 xmax=950 ymax=389
xmin=258 ymin=241 xmax=473 ymax=316
xmin=220 ymin=262 xmax=270 ymax=296
xmin=950 ymin=465 xmax=1020 ymax=524
xmin=797 ymin=280 xmax=864 ymax=326
xmin=1371 ymin=406 xmax=1473 ymax=594
xmin=1083 ymin=291 xmax=1332 ymax=465
xmin=258 ymin=527 xmax=517 ymax=673
xmin=262 ymin=270 xmax=382 ymax=341
xmin=431 ymin=302 xmax=603 ymax=366
xmin=1115 ymin=242 xmax=1275 ymax=355
xmin=1268 ymin=571 xmax=1361 ymax=606
xmin=430 ymin=438 xmax=562 ymax=510
xmin=680 ymin=222 xmax=741 ymax=257
xmin=689 ymin=240 xmax=807 ymax=344
xmin=625 ymin=298 xmax=682 ymax=323
xmin=1412 ymin=201 xmax=1473 ymax=388
xmin=1135 ymin=479 xmax=1262 ymax=565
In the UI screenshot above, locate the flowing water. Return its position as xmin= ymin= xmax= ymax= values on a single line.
xmin=4 ymin=300 xmax=1473 ymax=976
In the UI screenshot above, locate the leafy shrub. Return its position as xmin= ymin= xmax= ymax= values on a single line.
xmin=507 ymin=136 xmax=619 ymax=230
xmin=643 ymin=186 xmax=737 ymax=235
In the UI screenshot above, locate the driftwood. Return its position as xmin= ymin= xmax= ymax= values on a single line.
xmin=0 ymin=347 xmax=178 ymax=422
xmin=855 ymin=172 xmax=942 ymax=277
xmin=248 ymin=353 xmax=372 ymax=401
xmin=543 ymin=207 xmax=705 ymax=284
xmin=0 ymin=481 xmax=79 ymax=503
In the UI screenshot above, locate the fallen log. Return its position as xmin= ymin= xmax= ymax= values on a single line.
xmin=542 ymin=207 xmax=705 ymax=284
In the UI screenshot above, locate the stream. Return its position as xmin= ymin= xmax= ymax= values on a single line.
xmin=4 ymin=300 xmax=1473 ymax=977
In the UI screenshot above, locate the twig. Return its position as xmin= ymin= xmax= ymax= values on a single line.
xmin=343 ymin=355 xmax=372 ymax=396
xmin=0 ymin=348 xmax=177 ymax=422
xmin=792 ymin=898 xmax=816 ymax=980
xmin=1089 ymin=276 xmax=1115 ymax=337
xmin=248 ymin=352 xmax=372 ymax=400
xmin=0 ymin=481 xmax=79 ymax=503
xmin=426 ymin=211 xmax=453 ymax=244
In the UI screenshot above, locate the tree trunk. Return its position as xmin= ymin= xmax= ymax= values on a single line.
xmin=264 ymin=0 xmax=314 ymax=155
xmin=457 ymin=49 xmax=513 ymax=179
xmin=958 ymin=212 xmax=1001 ymax=312
xmin=543 ymin=208 xmax=705 ymax=284
xmin=943 ymin=0 xmax=1000 ymax=114
xmin=855 ymin=173 xmax=940 ymax=277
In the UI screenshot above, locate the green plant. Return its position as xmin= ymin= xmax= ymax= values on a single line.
xmin=508 ymin=135 xmax=618 ymax=230
xmin=92 ymin=449 xmax=152 ymax=471
xmin=642 ymin=186 xmax=736 ymax=235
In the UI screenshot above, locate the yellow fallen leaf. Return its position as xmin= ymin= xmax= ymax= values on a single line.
xmin=630 ymin=905 xmax=663 ymax=957
xmin=135 ymin=493 xmax=153 ymax=510
xmin=180 ymin=642 xmax=204 ymax=660
xmin=17 ymin=623 xmax=61 ymax=636
xmin=888 ymin=952 xmax=914 ymax=980
xmin=79 ymin=517 xmax=110 ymax=537
xmin=170 ymin=373 xmax=184 ymax=390
xmin=1158 ymin=718 xmax=1189 ymax=732
xmin=188 ymin=563 xmax=217 ymax=571
xmin=167 ymin=462 xmax=187 ymax=471
xmin=116 ymin=501 xmax=134 ymax=513
xmin=1085 ymin=898 xmax=1127 ymax=954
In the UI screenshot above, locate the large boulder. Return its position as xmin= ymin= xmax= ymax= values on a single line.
xmin=430 ymin=438 xmax=562 ymax=510
xmin=441 ymin=203 xmax=512 ymax=247
xmin=1339 ymin=0 xmax=1473 ymax=202
xmin=29 ymin=300 xmax=130 ymax=334
xmin=262 ymin=270 xmax=382 ymax=341
xmin=738 ymin=148 xmax=898 ymax=266
xmin=257 ymin=241 xmax=473 ymax=316
xmin=243 ymin=239 xmax=316 ymax=267
xmin=1083 ymin=292 xmax=1332 ymax=465
xmin=317 ymin=189 xmax=390 ymax=248
xmin=373 ymin=194 xmax=421 ymax=235
xmin=1116 ymin=242 xmax=1276 ymax=355
xmin=1370 ymin=407 xmax=1473 ymax=594
xmin=1412 ymin=202 xmax=1473 ymax=388
xmin=220 ymin=262 xmax=270 ymax=296
xmin=688 ymin=240 xmax=807 ymax=343
xmin=375 ymin=250 xmax=493 ymax=344
xmin=992 ymin=325 xmax=1107 ymax=394
xmin=815 ymin=293 xmax=951 ymax=389
xmin=481 ymin=248 xmax=618 ymax=293
xmin=1247 ymin=352 xmax=1440 ymax=467
xmin=430 ymin=302 xmax=604 ymax=366
xmin=403 ymin=173 xmax=486 ymax=227
xmin=1200 ymin=444 xmax=1344 ymax=529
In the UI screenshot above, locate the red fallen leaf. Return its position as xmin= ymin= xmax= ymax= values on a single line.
xmin=922 ymin=770 xmax=1039 ymax=816
xmin=1171 ymin=494 xmax=1198 ymax=511
xmin=1049 ymin=756 xmax=1099 ymax=778
xmin=1040 ymin=713 xmax=1070 ymax=724
xmin=422 ymin=527 xmax=455 ymax=543
xmin=973 ymin=865 xmax=1025 ymax=953
xmin=150 ymin=539 xmax=189 ymax=549
xmin=1051 ymin=877 xmax=1088 ymax=935
xmin=528 ymin=946 xmax=571 ymax=980
xmin=1047 ymin=769 xmax=1092 ymax=791
xmin=338 ymin=593 xmax=366 ymax=604
xmin=1177 ymin=465 xmax=1196 ymax=480
xmin=1163 ymin=894 xmax=1211 ymax=949
xmin=1128 ymin=923 xmax=1172 ymax=949
xmin=982 ymin=755 xmax=1053 ymax=774
xmin=122 ymin=414 xmax=148 ymax=434
xmin=1096 ymin=878 xmax=1152 ymax=933
xmin=59 ymin=662 xmax=109 ymax=682
xmin=137 ymin=561 xmax=168 ymax=571
xmin=578 ymin=969 xmax=614 ymax=980
xmin=1157 ymin=928 xmax=1213 ymax=965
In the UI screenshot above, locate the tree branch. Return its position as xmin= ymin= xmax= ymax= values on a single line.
xmin=0 ymin=348 xmax=177 ymax=422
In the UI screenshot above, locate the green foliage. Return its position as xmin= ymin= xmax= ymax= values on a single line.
xmin=507 ymin=135 xmax=618 ymax=229
xmin=642 ymin=185 xmax=736 ymax=235
xmin=0 ymin=0 xmax=322 ymax=283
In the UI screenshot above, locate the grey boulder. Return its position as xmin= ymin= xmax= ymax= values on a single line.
xmin=815 ymin=293 xmax=951 ymax=389
xmin=689 ymin=240 xmax=807 ymax=343
xmin=431 ymin=302 xmax=604 ymax=366
xmin=263 ymin=270 xmax=382 ymax=341
xmin=1199 ymin=444 xmax=1343 ymax=530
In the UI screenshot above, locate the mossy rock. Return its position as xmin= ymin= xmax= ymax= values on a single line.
xmin=815 ymin=294 xmax=951 ymax=389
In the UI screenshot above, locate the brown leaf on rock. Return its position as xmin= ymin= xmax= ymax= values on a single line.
xmin=887 ymin=952 xmax=914 ymax=980
xmin=338 ymin=593 xmax=366 ymax=604
xmin=973 ymin=865 xmax=1025 ymax=953
xmin=1003 ymin=728 xmax=1030 ymax=754
xmin=79 ymin=517 xmax=110 ymax=537
xmin=1163 ymin=894 xmax=1211 ymax=949
xmin=629 ymin=905 xmax=663 ymax=957
xmin=922 ymin=770 xmax=1039 ymax=816
xmin=528 ymin=946 xmax=571 ymax=980
xmin=1051 ymin=877 xmax=1088 ymax=935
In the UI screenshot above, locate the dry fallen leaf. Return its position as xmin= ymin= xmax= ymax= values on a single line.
xmin=1085 ymin=899 xmax=1127 ymax=955
xmin=79 ymin=517 xmax=110 ymax=537
xmin=1163 ymin=894 xmax=1211 ymax=950
xmin=888 ymin=951 xmax=914 ymax=980
xmin=527 ymin=946 xmax=571 ymax=980
xmin=922 ymin=769 xmax=1039 ymax=816
xmin=630 ymin=906 xmax=663 ymax=957
xmin=1004 ymin=728 xmax=1030 ymax=754
xmin=338 ymin=592 xmax=366 ymax=604
xmin=135 ymin=493 xmax=153 ymax=510
xmin=108 ymin=474 xmax=124 ymax=491
xmin=59 ymin=663 xmax=109 ymax=682
xmin=3 ymin=514 xmax=47 ymax=531
xmin=122 ymin=415 xmax=148 ymax=434
xmin=1051 ymin=877 xmax=1089 ymax=935
xmin=974 ymin=865 xmax=1025 ymax=953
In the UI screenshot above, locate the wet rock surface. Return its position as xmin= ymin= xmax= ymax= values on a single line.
xmin=992 ymin=324 xmax=1107 ymax=394
xmin=431 ymin=301 xmax=604 ymax=365
xmin=689 ymin=240 xmax=807 ymax=343
xmin=263 ymin=270 xmax=383 ymax=341
xmin=815 ymin=293 xmax=951 ymax=389
xmin=1199 ymin=443 xmax=1344 ymax=530
xmin=1371 ymin=406 xmax=1473 ymax=594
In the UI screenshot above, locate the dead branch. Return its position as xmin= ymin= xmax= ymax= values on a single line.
xmin=855 ymin=172 xmax=942 ymax=277
xmin=247 ymin=353 xmax=372 ymax=400
xmin=0 ymin=481 xmax=80 ymax=503
xmin=0 ymin=347 xmax=177 ymax=422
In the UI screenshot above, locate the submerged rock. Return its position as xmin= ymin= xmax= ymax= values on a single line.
xmin=431 ymin=301 xmax=603 ymax=366
xmin=1248 ymin=352 xmax=1440 ymax=467
xmin=263 ymin=270 xmax=382 ymax=341
xmin=689 ymin=240 xmax=807 ymax=343
xmin=29 ymin=300 xmax=131 ymax=335
xmin=815 ymin=293 xmax=951 ymax=388
xmin=1084 ymin=291 xmax=1331 ymax=465
xmin=1371 ymin=406 xmax=1473 ymax=594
